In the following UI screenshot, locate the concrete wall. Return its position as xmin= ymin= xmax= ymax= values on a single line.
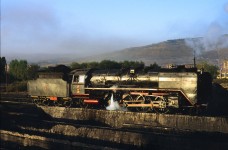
xmin=40 ymin=107 xmax=228 ymax=133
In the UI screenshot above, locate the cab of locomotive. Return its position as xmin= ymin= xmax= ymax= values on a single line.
xmin=70 ymin=69 xmax=89 ymax=96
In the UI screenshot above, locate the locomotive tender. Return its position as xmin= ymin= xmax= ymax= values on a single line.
xmin=28 ymin=65 xmax=212 ymax=113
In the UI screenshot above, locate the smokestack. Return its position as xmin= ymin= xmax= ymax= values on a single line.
xmin=193 ymin=50 xmax=196 ymax=68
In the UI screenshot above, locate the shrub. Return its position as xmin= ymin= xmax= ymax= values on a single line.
xmin=6 ymin=81 xmax=27 ymax=92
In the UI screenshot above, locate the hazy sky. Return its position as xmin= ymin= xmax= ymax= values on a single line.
xmin=1 ymin=0 xmax=228 ymax=59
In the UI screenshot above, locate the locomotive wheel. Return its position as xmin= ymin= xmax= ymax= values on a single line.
xmin=63 ymin=98 xmax=73 ymax=108
xmin=122 ymin=94 xmax=133 ymax=111
xmin=136 ymin=95 xmax=149 ymax=112
xmin=53 ymin=100 xmax=62 ymax=107
xmin=34 ymin=99 xmax=43 ymax=105
xmin=64 ymin=100 xmax=72 ymax=108
xmin=153 ymin=96 xmax=169 ymax=114
xmin=79 ymin=99 xmax=88 ymax=108
xmin=33 ymin=99 xmax=39 ymax=105
xmin=42 ymin=99 xmax=50 ymax=106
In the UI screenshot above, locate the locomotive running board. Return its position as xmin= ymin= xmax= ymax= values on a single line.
xmin=85 ymin=87 xmax=193 ymax=106
xmin=85 ymin=87 xmax=182 ymax=92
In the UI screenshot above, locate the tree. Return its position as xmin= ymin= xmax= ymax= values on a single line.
xmin=70 ymin=60 xmax=146 ymax=70
xmin=144 ymin=62 xmax=161 ymax=72
xmin=80 ymin=62 xmax=91 ymax=69
xmin=9 ymin=59 xmax=28 ymax=81
xmin=87 ymin=62 xmax=99 ymax=69
xmin=197 ymin=61 xmax=219 ymax=79
xmin=0 ymin=57 xmax=7 ymax=83
xmin=71 ymin=62 xmax=82 ymax=69
xmin=120 ymin=60 xmax=145 ymax=69
xmin=27 ymin=64 xmax=40 ymax=80
xmin=71 ymin=62 xmax=92 ymax=69
xmin=99 ymin=60 xmax=121 ymax=69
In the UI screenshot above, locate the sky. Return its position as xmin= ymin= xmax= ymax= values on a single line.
xmin=1 ymin=0 xmax=228 ymax=61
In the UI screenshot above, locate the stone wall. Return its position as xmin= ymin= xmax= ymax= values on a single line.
xmin=40 ymin=107 xmax=228 ymax=133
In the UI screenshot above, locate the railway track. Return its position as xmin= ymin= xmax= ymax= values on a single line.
xmin=1 ymin=92 xmax=30 ymax=102
xmin=0 ymin=98 xmax=32 ymax=105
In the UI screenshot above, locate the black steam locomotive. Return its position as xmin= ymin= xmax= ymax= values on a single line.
xmin=28 ymin=65 xmax=212 ymax=113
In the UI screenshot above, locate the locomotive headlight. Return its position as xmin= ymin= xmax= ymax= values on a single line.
xmin=130 ymin=69 xmax=135 ymax=74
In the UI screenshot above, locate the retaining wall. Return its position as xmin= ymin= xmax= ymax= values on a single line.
xmin=40 ymin=107 xmax=228 ymax=133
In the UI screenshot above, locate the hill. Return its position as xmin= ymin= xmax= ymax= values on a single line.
xmin=20 ymin=35 xmax=227 ymax=66
xmin=81 ymin=36 xmax=228 ymax=66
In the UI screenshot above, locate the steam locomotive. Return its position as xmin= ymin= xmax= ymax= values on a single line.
xmin=28 ymin=65 xmax=212 ymax=113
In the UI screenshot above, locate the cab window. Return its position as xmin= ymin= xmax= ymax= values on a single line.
xmin=78 ymin=75 xmax=85 ymax=83
xmin=72 ymin=75 xmax=79 ymax=83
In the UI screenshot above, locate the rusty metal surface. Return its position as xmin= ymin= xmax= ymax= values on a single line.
xmin=28 ymin=78 xmax=69 ymax=97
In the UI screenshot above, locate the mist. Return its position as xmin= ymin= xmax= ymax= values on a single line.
xmin=1 ymin=0 xmax=146 ymax=62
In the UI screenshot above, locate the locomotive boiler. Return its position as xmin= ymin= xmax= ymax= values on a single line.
xmin=28 ymin=65 xmax=212 ymax=113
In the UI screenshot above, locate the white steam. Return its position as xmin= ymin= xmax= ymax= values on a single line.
xmin=203 ymin=23 xmax=227 ymax=51
xmin=185 ymin=23 xmax=228 ymax=57
xmin=185 ymin=38 xmax=204 ymax=56
xmin=185 ymin=3 xmax=228 ymax=57
xmin=106 ymin=94 xmax=121 ymax=110
xmin=106 ymin=94 xmax=127 ymax=111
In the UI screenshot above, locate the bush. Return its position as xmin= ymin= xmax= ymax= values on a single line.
xmin=6 ymin=81 xmax=27 ymax=92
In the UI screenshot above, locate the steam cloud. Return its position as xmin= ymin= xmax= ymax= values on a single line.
xmin=185 ymin=3 xmax=228 ymax=58
xmin=106 ymin=93 xmax=127 ymax=111
xmin=185 ymin=24 xmax=228 ymax=55
xmin=106 ymin=94 xmax=121 ymax=110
